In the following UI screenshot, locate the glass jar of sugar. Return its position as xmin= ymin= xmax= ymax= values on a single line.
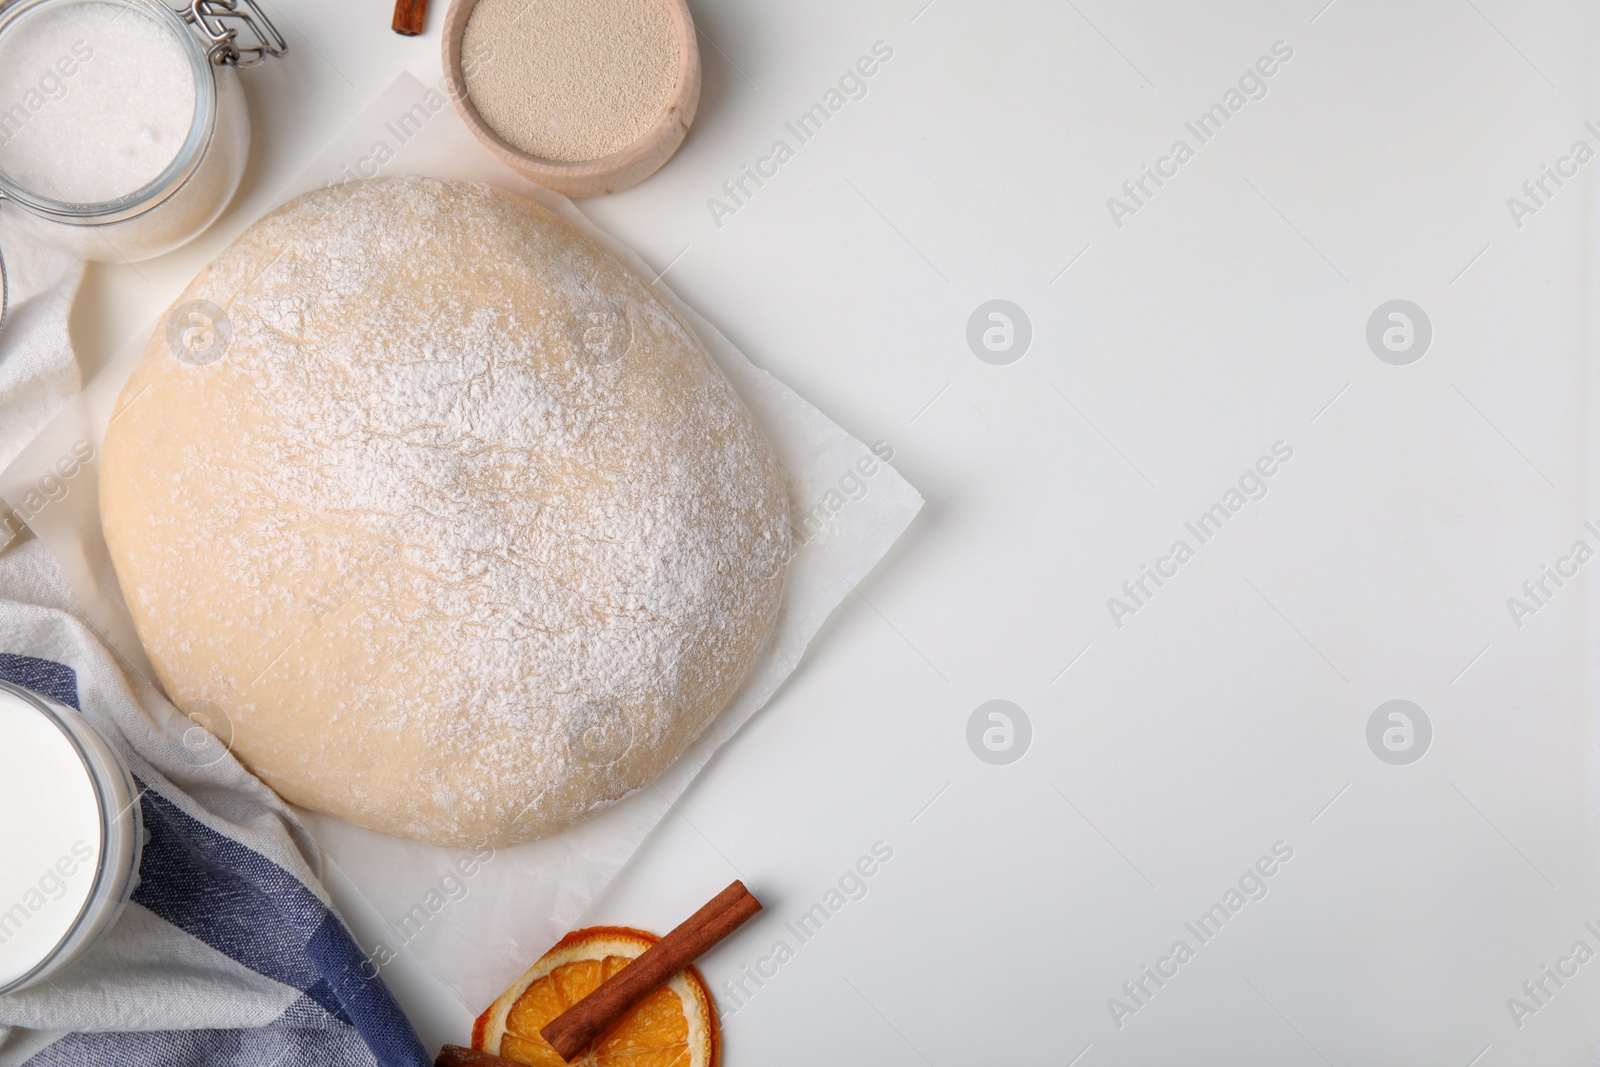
xmin=0 ymin=0 xmax=284 ymax=266
xmin=0 ymin=679 xmax=143 ymax=993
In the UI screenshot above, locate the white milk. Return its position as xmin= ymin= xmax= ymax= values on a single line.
xmin=0 ymin=0 xmax=198 ymax=204
xmin=0 ymin=686 xmax=101 ymax=988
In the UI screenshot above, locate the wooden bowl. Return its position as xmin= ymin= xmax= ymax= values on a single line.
xmin=442 ymin=0 xmax=701 ymax=198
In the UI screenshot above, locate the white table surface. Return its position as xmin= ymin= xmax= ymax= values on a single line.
xmin=71 ymin=0 xmax=1600 ymax=1062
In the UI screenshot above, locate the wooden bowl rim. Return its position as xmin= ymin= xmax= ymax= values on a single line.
xmin=441 ymin=0 xmax=700 ymax=187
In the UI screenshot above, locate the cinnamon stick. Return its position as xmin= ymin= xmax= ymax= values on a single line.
xmin=436 ymin=1045 xmax=521 ymax=1067
xmin=391 ymin=0 xmax=428 ymax=36
xmin=541 ymin=880 xmax=762 ymax=1062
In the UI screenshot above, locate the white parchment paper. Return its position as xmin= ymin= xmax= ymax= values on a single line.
xmin=0 ymin=71 xmax=921 ymax=1012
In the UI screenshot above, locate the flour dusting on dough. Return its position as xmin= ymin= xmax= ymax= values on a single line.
xmin=100 ymin=176 xmax=789 ymax=847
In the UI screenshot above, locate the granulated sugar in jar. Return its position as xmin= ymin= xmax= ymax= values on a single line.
xmin=0 ymin=0 xmax=197 ymax=204
xmin=461 ymin=0 xmax=680 ymax=163
xmin=0 ymin=0 xmax=283 ymax=263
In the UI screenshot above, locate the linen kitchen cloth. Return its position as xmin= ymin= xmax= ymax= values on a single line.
xmin=0 ymin=540 xmax=430 ymax=1067
xmin=0 ymin=218 xmax=82 ymax=477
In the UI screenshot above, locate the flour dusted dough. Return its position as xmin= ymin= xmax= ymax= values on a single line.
xmin=100 ymin=176 xmax=789 ymax=848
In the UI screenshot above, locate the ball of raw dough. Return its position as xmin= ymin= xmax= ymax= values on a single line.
xmin=100 ymin=176 xmax=789 ymax=848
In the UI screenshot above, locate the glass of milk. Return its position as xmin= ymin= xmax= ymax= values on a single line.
xmin=0 ymin=0 xmax=284 ymax=265
xmin=0 ymin=679 xmax=143 ymax=994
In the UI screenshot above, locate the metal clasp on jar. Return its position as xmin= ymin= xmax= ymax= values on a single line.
xmin=174 ymin=0 xmax=286 ymax=67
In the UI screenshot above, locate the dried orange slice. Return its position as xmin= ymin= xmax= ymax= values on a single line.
xmin=473 ymin=926 xmax=719 ymax=1067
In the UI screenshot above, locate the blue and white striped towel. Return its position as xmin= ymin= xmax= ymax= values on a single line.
xmin=0 ymin=538 xmax=430 ymax=1067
